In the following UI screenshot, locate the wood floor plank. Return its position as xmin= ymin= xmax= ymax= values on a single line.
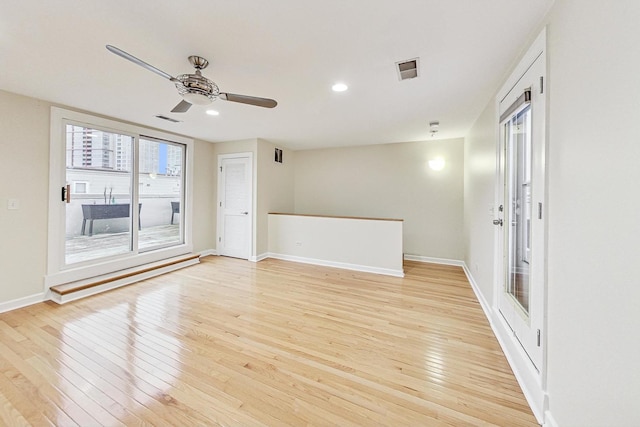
xmin=0 ymin=256 xmax=539 ymax=426
xmin=0 ymin=384 xmax=31 ymax=427
xmin=12 ymin=322 xmax=155 ymax=427
xmin=29 ymin=310 xmax=254 ymax=427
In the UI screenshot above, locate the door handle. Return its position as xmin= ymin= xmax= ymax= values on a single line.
xmin=61 ymin=184 xmax=71 ymax=203
xmin=493 ymin=219 xmax=503 ymax=226
xmin=242 ymin=211 xmax=249 ymax=215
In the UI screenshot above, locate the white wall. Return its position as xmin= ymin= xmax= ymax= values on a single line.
xmin=294 ymin=139 xmax=464 ymax=260
xmin=544 ymin=1 xmax=640 ymax=425
xmin=0 ymin=90 xmax=50 ymax=303
xmin=191 ymin=140 xmax=216 ymax=253
xmin=463 ymin=1 xmax=640 ymax=425
xmin=463 ymin=102 xmax=497 ymax=303
xmin=256 ymin=139 xmax=294 ymax=258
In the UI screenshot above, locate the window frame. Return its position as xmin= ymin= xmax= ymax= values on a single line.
xmin=72 ymin=181 xmax=89 ymax=194
xmin=46 ymin=107 xmax=194 ymax=287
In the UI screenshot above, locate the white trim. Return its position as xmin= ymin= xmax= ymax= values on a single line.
xmin=0 ymin=293 xmax=46 ymax=314
xmin=198 ymin=249 xmax=218 ymax=257
xmin=490 ymin=307 xmax=546 ymax=423
xmin=49 ymin=256 xmax=200 ymax=304
xmin=543 ymin=410 xmax=559 ymax=427
xmin=491 ymin=27 xmax=548 ymax=423
xmin=497 ymin=28 xmax=547 ymax=105
xmin=462 ymin=263 xmax=492 ymax=322
xmin=45 ymin=245 xmax=192 ymax=287
xmin=216 ymin=152 xmax=254 ymax=260
xmin=403 ymin=254 xmax=464 ymax=267
xmin=250 ymin=253 xmax=269 ymax=262
xmin=463 ymin=262 xmax=546 ymax=425
xmin=267 ymin=253 xmax=404 ymax=278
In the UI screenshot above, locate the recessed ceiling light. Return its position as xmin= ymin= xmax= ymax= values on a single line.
xmin=206 ymin=109 xmax=219 ymax=116
xmin=332 ymin=83 xmax=348 ymax=92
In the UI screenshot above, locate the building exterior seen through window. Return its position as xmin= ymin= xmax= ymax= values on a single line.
xmin=64 ymin=125 xmax=185 ymax=264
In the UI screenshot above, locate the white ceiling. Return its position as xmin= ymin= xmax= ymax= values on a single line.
xmin=0 ymin=0 xmax=553 ymax=150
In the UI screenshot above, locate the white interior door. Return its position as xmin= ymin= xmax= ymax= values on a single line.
xmin=495 ymin=52 xmax=545 ymax=370
xmin=217 ymin=154 xmax=252 ymax=259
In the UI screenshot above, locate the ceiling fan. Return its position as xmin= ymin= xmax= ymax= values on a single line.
xmin=106 ymin=45 xmax=277 ymax=113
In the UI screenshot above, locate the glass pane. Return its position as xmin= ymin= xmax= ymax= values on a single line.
xmin=506 ymin=106 xmax=532 ymax=313
xmin=65 ymin=125 xmax=133 ymax=264
xmin=138 ymin=138 xmax=184 ymax=251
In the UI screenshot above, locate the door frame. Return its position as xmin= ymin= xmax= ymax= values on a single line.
xmin=496 ymin=87 xmax=543 ymax=365
xmin=216 ymin=152 xmax=254 ymax=260
xmin=491 ymin=28 xmax=548 ymax=423
xmin=46 ymin=107 xmax=194 ymax=288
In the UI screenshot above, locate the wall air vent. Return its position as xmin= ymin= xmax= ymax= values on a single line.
xmin=155 ymin=115 xmax=181 ymax=123
xmin=396 ymin=58 xmax=419 ymax=81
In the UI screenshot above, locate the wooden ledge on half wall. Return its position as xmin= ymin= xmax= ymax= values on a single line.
xmin=268 ymin=212 xmax=404 ymax=222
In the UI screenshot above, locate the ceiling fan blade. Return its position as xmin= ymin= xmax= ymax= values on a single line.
xmin=106 ymin=45 xmax=177 ymax=81
xmin=171 ymin=100 xmax=192 ymax=113
xmin=219 ymin=93 xmax=277 ymax=108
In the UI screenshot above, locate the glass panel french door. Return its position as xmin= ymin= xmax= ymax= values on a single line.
xmin=495 ymin=52 xmax=545 ymax=371
xmin=65 ymin=124 xmax=134 ymax=264
xmin=138 ymin=138 xmax=185 ymax=251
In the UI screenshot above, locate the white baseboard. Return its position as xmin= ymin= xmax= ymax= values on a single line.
xmin=0 ymin=292 xmax=47 ymax=314
xmin=199 ymin=249 xmax=218 ymax=257
xmin=491 ymin=312 xmax=546 ymax=424
xmin=544 ymin=410 xmax=559 ymax=427
xmin=462 ymin=262 xmax=546 ymax=425
xmin=403 ymin=254 xmax=464 ymax=267
xmin=267 ymin=253 xmax=404 ymax=277
xmin=250 ymin=253 xmax=269 ymax=262
xmin=461 ymin=263 xmax=493 ymax=326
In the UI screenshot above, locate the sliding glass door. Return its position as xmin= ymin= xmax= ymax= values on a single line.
xmin=62 ymin=123 xmax=186 ymax=267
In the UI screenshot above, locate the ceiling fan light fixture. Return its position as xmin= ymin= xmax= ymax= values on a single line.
xmin=175 ymin=71 xmax=219 ymax=105
xmin=181 ymin=91 xmax=214 ymax=105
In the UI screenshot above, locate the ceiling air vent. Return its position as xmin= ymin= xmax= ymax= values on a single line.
xmin=396 ymin=58 xmax=419 ymax=81
xmin=155 ymin=115 xmax=181 ymax=123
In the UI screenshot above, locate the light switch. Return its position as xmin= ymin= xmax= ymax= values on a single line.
xmin=7 ymin=199 xmax=19 ymax=210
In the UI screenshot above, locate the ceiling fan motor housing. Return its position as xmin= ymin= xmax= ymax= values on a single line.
xmin=175 ymin=70 xmax=219 ymax=105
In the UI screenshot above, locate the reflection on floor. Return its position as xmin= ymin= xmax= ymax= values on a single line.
xmin=0 ymin=257 xmax=539 ymax=425
xmin=65 ymin=224 xmax=180 ymax=264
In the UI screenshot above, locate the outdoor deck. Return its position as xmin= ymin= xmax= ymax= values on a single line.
xmin=65 ymin=224 xmax=181 ymax=264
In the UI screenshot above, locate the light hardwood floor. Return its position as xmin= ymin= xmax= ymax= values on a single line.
xmin=0 ymin=257 xmax=538 ymax=426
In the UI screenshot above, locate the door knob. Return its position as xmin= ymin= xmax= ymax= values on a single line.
xmin=242 ymin=211 xmax=249 ymax=215
xmin=493 ymin=219 xmax=503 ymax=226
